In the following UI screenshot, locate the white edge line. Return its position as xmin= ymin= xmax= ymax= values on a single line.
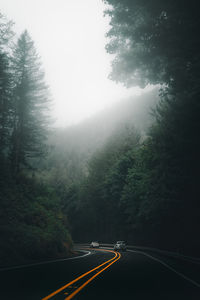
xmin=128 ymin=249 xmax=200 ymax=288
xmin=0 ymin=250 xmax=91 ymax=272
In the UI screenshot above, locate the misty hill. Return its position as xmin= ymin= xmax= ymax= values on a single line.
xmin=51 ymin=87 xmax=159 ymax=154
xmin=38 ymin=88 xmax=159 ymax=186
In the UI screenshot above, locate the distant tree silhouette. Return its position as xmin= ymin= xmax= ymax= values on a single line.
xmin=10 ymin=31 xmax=50 ymax=174
xmin=0 ymin=14 xmax=14 ymax=156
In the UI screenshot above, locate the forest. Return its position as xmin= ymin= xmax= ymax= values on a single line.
xmin=1 ymin=0 xmax=200 ymax=267
xmin=0 ymin=15 xmax=72 ymax=266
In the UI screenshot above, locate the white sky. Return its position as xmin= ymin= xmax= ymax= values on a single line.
xmin=0 ymin=0 xmax=145 ymax=127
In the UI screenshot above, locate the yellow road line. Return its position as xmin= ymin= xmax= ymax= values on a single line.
xmin=66 ymin=251 xmax=121 ymax=299
xmin=42 ymin=249 xmax=120 ymax=300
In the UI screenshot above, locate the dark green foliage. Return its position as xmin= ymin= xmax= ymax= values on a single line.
xmin=67 ymin=125 xmax=140 ymax=242
xmin=10 ymin=31 xmax=50 ymax=174
xmin=58 ymin=1 xmax=200 ymax=256
xmin=0 ymin=165 xmax=72 ymax=266
xmin=96 ymin=0 xmax=200 ymax=254
xmin=1 ymin=0 xmax=199 ymax=261
xmin=0 ymin=14 xmax=14 ymax=155
xmin=0 ymin=52 xmax=12 ymax=154
xmin=104 ymin=0 xmax=200 ymax=90
xmin=0 ymin=14 xmax=73 ymax=266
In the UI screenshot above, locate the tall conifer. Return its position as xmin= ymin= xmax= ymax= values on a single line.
xmin=11 ymin=31 xmax=50 ymax=173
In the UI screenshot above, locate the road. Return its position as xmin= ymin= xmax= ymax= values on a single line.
xmin=0 ymin=247 xmax=200 ymax=299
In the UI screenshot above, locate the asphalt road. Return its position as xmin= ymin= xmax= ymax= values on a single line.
xmin=0 ymin=247 xmax=200 ymax=299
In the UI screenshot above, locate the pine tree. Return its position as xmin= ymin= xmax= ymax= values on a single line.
xmin=11 ymin=30 xmax=50 ymax=174
xmin=0 ymin=53 xmax=12 ymax=155
xmin=0 ymin=13 xmax=14 ymax=156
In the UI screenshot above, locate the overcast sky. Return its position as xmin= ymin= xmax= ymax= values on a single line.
xmin=0 ymin=0 xmax=145 ymax=126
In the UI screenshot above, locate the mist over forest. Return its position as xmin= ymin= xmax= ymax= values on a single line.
xmin=1 ymin=0 xmax=200 ymax=270
xmin=40 ymin=89 xmax=158 ymax=184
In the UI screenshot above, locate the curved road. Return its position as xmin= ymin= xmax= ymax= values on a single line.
xmin=0 ymin=247 xmax=200 ymax=299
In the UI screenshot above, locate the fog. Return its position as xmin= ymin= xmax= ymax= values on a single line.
xmin=0 ymin=0 xmax=147 ymax=126
xmin=1 ymin=1 xmax=200 ymax=296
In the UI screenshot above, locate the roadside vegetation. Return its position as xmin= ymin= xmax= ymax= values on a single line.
xmin=1 ymin=0 xmax=200 ymax=266
xmin=46 ymin=0 xmax=200 ymax=256
xmin=0 ymin=14 xmax=72 ymax=267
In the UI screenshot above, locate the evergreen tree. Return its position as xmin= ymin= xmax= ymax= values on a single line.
xmin=0 ymin=52 xmax=12 ymax=155
xmin=10 ymin=30 xmax=50 ymax=174
xmin=0 ymin=13 xmax=14 ymax=156
xmin=0 ymin=16 xmax=73 ymax=266
xmin=102 ymin=0 xmax=200 ymax=253
xmin=104 ymin=0 xmax=200 ymax=91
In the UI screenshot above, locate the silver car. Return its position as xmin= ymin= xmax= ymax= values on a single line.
xmin=90 ymin=241 xmax=100 ymax=248
xmin=114 ymin=241 xmax=126 ymax=251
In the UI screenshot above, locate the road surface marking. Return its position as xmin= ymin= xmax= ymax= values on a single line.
xmin=42 ymin=249 xmax=120 ymax=300
xmin=129 ymin=249 xmax=200 ymax=288
xmin=66 ymin=251 xmax=121 ymax=299
xmin=0 ymin=250 xmax=91 ymax=272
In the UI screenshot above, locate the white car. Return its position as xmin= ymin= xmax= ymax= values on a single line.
xmin=90 ymin=241 xmax=100 ymax=248
xmin=114 ymin=241 xmax=126 ymax=251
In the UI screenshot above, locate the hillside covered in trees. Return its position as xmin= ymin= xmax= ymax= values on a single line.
xmin=0 ymin=14 xmax=72 ymax=267
xmin=1 ymin=0 xmax=200 ymax=267
xmin=38 ymin=89 xmax=158 ymax=186
xmin=97 ymin=0 xmax=200 ymax=254
xmin=50 ymin=0 xmax=199 ymax=256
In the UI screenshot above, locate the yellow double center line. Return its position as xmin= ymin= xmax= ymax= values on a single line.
xmin=42 ymin=249 xmax=121 ymax=300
